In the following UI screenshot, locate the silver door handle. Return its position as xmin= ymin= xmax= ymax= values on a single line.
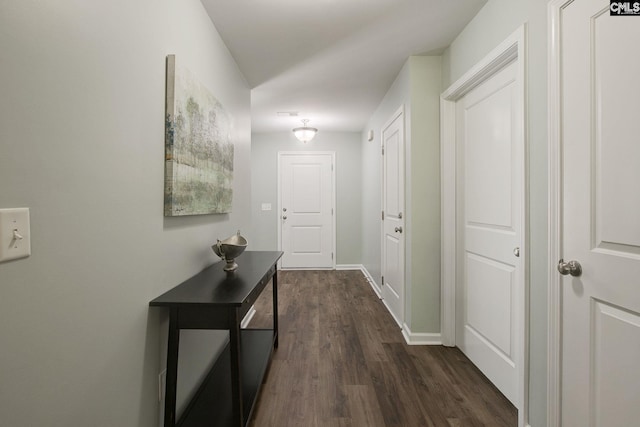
xmin=395 ymin=226 xmax=403 ymax=233
xmin=557 ymin=259 xmax=582 ymax=277
xmin=282 ymin=216 xmax=287 ymax=220
xmin=513 ymin=247 xmax=520 ymax=257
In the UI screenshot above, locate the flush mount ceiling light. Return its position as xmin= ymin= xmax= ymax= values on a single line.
xmin=292 ymin=119 xmax=318 ymax=143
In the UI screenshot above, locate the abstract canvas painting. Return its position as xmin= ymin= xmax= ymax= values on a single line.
xmin=164 ymin=54 xmax=234 ymax=216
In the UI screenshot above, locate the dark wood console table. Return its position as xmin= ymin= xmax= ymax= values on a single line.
xmin=150 ymin=251 xmax=283 ymax=427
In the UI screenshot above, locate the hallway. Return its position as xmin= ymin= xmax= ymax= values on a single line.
xmin=248 ymin=270 xmax=516 ymax=426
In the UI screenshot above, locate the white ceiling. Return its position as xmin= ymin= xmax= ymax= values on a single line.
xmin=201 ymin=0 xmax=486 ymax=133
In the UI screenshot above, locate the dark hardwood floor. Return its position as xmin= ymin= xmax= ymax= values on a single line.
xmin=247 ymin=270 xmax=516 ymax=427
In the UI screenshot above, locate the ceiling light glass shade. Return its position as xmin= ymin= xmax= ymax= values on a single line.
xmin=292 ymin=119 xmax=318 ymax=143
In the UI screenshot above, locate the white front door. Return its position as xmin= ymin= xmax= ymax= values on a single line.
xmin=559 ymin=2 xmax=640 ymax=425
xmin=279 ymin=152 xmax=335 ymax=269
xmin=455 ymin=60 xmax=523 ymax=406
xmin=381 ymin=107 xmax=405 ymax=327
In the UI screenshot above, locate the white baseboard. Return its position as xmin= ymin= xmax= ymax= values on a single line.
xmin=335 ymin=264 xmax=362 ymax=270
xmin=241 ymin=306 xmax=256 ymax=328
xmin=357 ymin=264 xmax=382 ymax=299
xmin=402 ymin=323 xmax=442 ymax=345
xmin=334 ymin=265 xmax=443 ymax=347
xmin=382 ymin=299 xmax=404 ymax=329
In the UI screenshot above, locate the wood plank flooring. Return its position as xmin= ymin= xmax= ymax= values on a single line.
xmin=248 ymin=270 xmax=516 ymax=427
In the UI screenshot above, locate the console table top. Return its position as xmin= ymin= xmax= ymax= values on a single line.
xmin=149 ymin=251 xmax=282 ymax=308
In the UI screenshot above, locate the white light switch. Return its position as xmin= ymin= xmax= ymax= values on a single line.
xmin=0 ymin=208 xmax=31 ymax=263
xmin=261 ymin=203 xmax=272 ymax=211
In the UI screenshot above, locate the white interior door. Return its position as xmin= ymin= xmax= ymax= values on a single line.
xmin=279 ymin=152 xmax=335 ymax=269
xmin=455 ymin=60 xmax=523 ymax=406
xmin=381 ymin=108 xmax=405 ymax=327
xmin=559 ymin=2 xmax=640 ymax=426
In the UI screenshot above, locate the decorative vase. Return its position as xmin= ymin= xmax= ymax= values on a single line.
xmin=212 ymin=230 xmax=248 ymax=271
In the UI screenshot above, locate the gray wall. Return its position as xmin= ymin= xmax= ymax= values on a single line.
xmin=250 ymin=131 xmax=362 ymax=265
xmin=0 ymin=1 xmax=551 ymax=425
xmin=361 ymin=62 xmax=410 ymax=286
xmin=406 ymin=56 xmax=442 ymax=334
xmin=442 ymin=0 xmax=548 ymax=425
xmin=0 ymin=1 xmax=250 ymax=425
xmin=361 ymin=57 xmax=442 ymax=334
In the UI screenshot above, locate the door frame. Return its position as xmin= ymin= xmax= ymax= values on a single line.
xmin=547 ymin=1 xmax=572 ymax=425
xmin=440 ymin=25 xmax=528 ymax=427
xmin=380 ymin=105 xmax=406 ymax=328
xmin=277 ymin=151 xmax=337 ymax=270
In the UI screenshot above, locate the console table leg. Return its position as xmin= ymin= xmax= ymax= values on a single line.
xmin=272 ymin=271 xmax=279 ymax=349
xmin=228 ymin=309 xmax=244 ymax=427
xmin=164 ymin=308 xmax=180 ymax=427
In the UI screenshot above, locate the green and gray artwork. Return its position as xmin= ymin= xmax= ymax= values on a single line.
xmin=165 ymin=62 xmax=233 ymax=216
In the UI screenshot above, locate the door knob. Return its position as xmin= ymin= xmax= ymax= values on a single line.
xmin=282 ymin=216 xmax=287 ymax=220
xmin=513 ymin=247 xmax=520 ymax=257
xmin=395 ymin=226 xmax=403 ymax=233
xmin=557 ymin=259 xmax=582 ymax=277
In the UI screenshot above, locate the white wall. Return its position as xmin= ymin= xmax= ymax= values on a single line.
xmin=249 ymin=131 xmax=362 ymax=265
xmin=0 ymin=1 xmax=250 ymax=426
xmin=442 ymin=1 xmax=548 ymax=425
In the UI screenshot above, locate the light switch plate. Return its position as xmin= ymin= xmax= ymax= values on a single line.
xmin=0 ymin=208 xmax=31 ymax=263
xmin=261 ymin=203 xmax=272 ymax=211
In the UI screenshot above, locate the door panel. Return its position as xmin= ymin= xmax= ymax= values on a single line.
xmin=384 ymin=234 xmax=401 ymax=299
xmin=292 ymin=165 xmax=322 ymax=213
xmin=456 ymin=60 xmax=522 ymax=405
xmin=466 ymin=253 xmax=513 ymax=356
xmin=280 ymin=153 xmax=334 ymax=269
xmin=592 ymin=301 xmax=640 ymax=427
xmin=560 ymin=2 xmax=640 ymax=425
xmin=381 ymin=109 xmax=405 ymax=326
xmin=464 ymin=84 xmax=513 ymax=229
xmin=291 ymin=226 xmax=322 ymax=253
xmin=593 ymin=10 xmax=640 ymax=252
xmin=384 ymin=130 xmax=401 ymax=216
